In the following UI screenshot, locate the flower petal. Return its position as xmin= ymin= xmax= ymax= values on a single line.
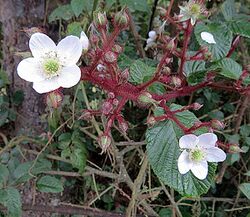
xmin=201 ymin=32 xmax=216 ymax=44
xmin=57 ymin=35 xmax=82 ymax=66
xmin=33 ymin=77 xmax=60 ymax=94
xmin=205 ymin=147 xmax=226 ymax=162
xmin=179 ymin=134 xmax=198 ymax=149
xmin=29 ymin=33 xmax=56 ymax=58
xmin=197 ymin=133 xmax=217 ymax=148
xmin=178 ymin=150 xmax=193 ymax=174
xmin=80 ymin=31 xmax=89 ymax=51
xmin=17 ymin=58 xmax=45 ymax=82
xmin=191 ymin=161 xmax=208 ymax=180
xmin=58 ymin=65 xmax=81 ymax=88
xmin=148 ymin=31 xmax=157 ymax=40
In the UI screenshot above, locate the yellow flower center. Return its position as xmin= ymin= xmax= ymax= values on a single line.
xmin=190 ymin=3 xmax=201 ymax=16
xmin=43 ymin=59 xmax=60 ymax=77
xmin=189 ymin=148 xmax=205 ymax=162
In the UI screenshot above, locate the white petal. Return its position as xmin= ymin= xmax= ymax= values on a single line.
xmin=205 ymin=147 xmax=226 ymax=162
xmin=178 ymin=150 xmax=193 ymax=174
xmin=33 ymin=77 xmax=60 ymax=94
xmin=179 ymin=134 xmax=198 ymax=149
xmin=57 ymin=35 xmax=82 ymax=66
xmin=148 ymin=31 xmax=157 ymax=40
xmin=201 ymin=32 xmax=216 ymax=44
xmin=146 ymin=38 xmax=154 ymax=44
xmin=29 ymin=33 xmax=56 ymax=58
xmin=17 ymin=58 xmax=45 ymax=82
xmin=58 ymin=65 xmax=81 ymax=88
xmin=197 ymin=133 xmax=217 ymax=148
xmin=190 ymin=17 xmax=196 ymax=26
xmin=191 ymin=161 xmax=208 ymax=180
xmin=79 ymin=31 xmax=89 ymax=51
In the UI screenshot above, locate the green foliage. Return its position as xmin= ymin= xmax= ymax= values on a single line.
xmin=239 ymin=183 xmax=250 ymax=199
xmin=194 ymin=23 xmax=233 ymax=61
xmin=49 ymin=4 xmax=74 ymax=23
xmin=119 ymin=0 xmax=149 ymax=12
xmin=146 ymin=104 xmax=216 ymax=196
xmin=216 ymin=58 xmax=242 ymax=80
xmin=37 ymin=175 xmax=64 ymax=193
xmin=67 ymin=22 xmax=83 ymax=36
xmin=0 ymin=188 xmax=21 ymax=217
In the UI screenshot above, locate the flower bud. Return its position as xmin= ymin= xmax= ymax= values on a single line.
xmin=114 ymin=10 xmax=129 ymax=28
xmin=171 ymin=76 xmax=182 ymax=87
xmin=117 ymin=116 xmax=128 ymax=133
xmin=112 ymin=44 xmax=123 ymax=54
xmin=108 ymin=92 xmax=115 ymax=99
xmin=94 ymin=11 xmax=108 ymax=28
xmin=166 ymin=38 xmax=175 ymax=50
xmin=99 ymin=134 xmax=111 ymax=153
xmin=211 ymin=119 xmax=225 ymax=130
xmin=79 ymin=110 xmax=92 ymax=121
xmin=104 ymin=51 xmax=117 ymax=63
xmin=192 ymin=102 xmax=203 ymax=110
xmin=112 ymin=98 xmax=119 ymax=106
xmin=228 ymin=144 xmax=243 ymax=154
xmin=147 ymin=116 xmax=157 ymax=127
xmin=138 ymin=92 xmax=155 ymax=104
xmin=97 ymin=64 xmax=106 ymax=72
xmin=101 ymin=101 xmax=113 ymax=115
xmin=46 ymin=91 xmax=63 ymax=108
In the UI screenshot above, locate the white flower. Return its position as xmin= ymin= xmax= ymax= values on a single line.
xmin=148 ymin=30 xmax=157 ymax=40
xmin=201 ymin=32 xmax=216 ymax=44
xmin=17 ymin=33 xmax=82 ymax=94
xmin=177 ymin=133 xmax=226 ymax=180
xmin=179 ymin=0 xmax=206 ymax=25
xmin=79 ymin=31 xmax=89 ymax=51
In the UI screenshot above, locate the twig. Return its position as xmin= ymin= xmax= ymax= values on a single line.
xmin=127 ymin=9 xmax=146 ymax=58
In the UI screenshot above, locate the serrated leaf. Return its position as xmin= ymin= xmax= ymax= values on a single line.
xmin=67 ymin=22 xmax=83 ymax=36
xmin=217 ymin=58 xmax=242 ymax=80
xmin=70 ymin=0 xmax=85 ymax=17
xmin=239 ymin=183 xmax=250 ymax=199
xmin=49 ymin=4 xmax=74 ymax=23
xmin=146 ymin=104 xmax=216 ymax=196
xmin=0 ymin=188 xmax=22 ymax=217
xmin=229 ymin=20 xmax=250 ymax=38
xmin=58 ymin=132 xmax=72 ymax=150
xmin=13 ymin=162 xmax=33 ymax=184
xmin=70 ymin=147 xmax=87 ymax=174
xmin=129 ymin=59 xmax=156 ymax=84
xmin=221 ymin=0 xmax=236 ymax=21
xmin=31 ymin=158 xmax=52 ymax=175
xmin=195 ymin=23 xmax=233 ymax=61
xmin=37 ymin=175 xmax=63 ymax=193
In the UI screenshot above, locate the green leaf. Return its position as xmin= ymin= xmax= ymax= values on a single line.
xmin=70 ymin=0 xmax=85 ymax=17
xmin=12 ymin=90 xmax=24 ymax=106
xmin=13 ymin=162 xmax=33 ymax=184
xmin=119 ymin=0 xmax=149 ymax=12
xmin=58 ymin=132 xmax=72 ymax=150
xmin=229 ymin=20 xmax=250 ymax=38
xmin=221 ymin=0 xmax=236 ymax=21
xmin=0 ymin=107 xmax=8 ymax=127
xmin=49 ymin=4 xmax=74 ymax=23
xmin=31 ymin=158 xmax=52 ymax=175
xmin=67 ymin=22 xmax=83 ymax=36
xmin=70 ymin=147 xmax=87 ymax=174
xmin=129 ymin=59 xmax=156 ymax=84
xmin=0 ymin=188 xmax=22 ymax=217
xmin=239 ymin=183 xmax=250 ymax=199
xmin=146 ymin=104 xmax=216 ymax=196
xmin=159 ymin=208 xmax=172 ymax=217
xmin=195 ymin=23 xmax=233 ymax=61
xmin=148 ymin=82 xmax=166 ymax=95
xmin=244 ymin=171 xmax=250 ymax=176
xmin=37 ymin=175 xmax=64 ymax=193
xmin=0 ymin=164 xmax=9 ymax=187
xmin=216 ymin=58 xmax=242 ymax=80
xmin=240 ymin=125 xmax=250 ymax=137
xmin=184 ymin=59 xmax=206 ymax=77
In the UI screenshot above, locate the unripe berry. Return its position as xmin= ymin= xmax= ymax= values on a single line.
xmin=147 ymin=116 xmax=156 ymax=127
xmin=192 ymin=102 xmax=203 ymax=110
xmin=46 ymin=91 xmax=62 ymax=108
xmin=171 ymin=76 xmax=182 ymax=87
xmin=228 ymin=144 xmax=243 ymax=153
xmin=112 ymin=44 xmax=123 ymax=54
xmin=138 ymin=92 xmax=154 ymax=104
xmin=94 ymin=11 xmax=107 ymax=28
xmin=104 ymin=51 xmax=117 ymax=63
xmin=211 ymin=119 xmax=225 ymax=130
